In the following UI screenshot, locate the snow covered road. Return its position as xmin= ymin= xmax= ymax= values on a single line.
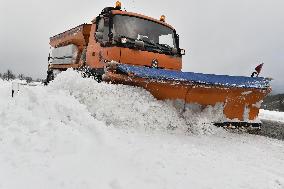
xmin=0 ymin=71 xmax=284 ymax=189
xmin=258 ymin=109 xmax=284 ymax=140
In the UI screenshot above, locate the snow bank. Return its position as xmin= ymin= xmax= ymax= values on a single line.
xmin=0 ymin=79 xmax=11 ymax=103
xmin=0 ymin=80 xmax=108 ymax=188
xmin=259 ymin=109 xmax=284 ymax=123
xmin=0 ymin=71 xmax=284 ymax=189
xmin=0 ymin=81 xmax=103 ymax=158
xmin=50 ymin=69 xmax=223 ymax=135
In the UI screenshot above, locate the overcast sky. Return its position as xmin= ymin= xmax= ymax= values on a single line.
xmin=0 ymin=0 xmax=283 ymax=93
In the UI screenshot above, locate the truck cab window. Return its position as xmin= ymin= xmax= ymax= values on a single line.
xmin=97 ymin=18 xmax=109 ymax=42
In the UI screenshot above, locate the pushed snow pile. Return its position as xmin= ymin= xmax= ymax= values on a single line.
xmin=259 ymin=109 xmax=284 ymax=123
xmin=182 ymin=103 xmax=225 ymax=135
xmin=0 ymin=82 xmax=102 ymax=156
xmin=0 ymin=82 xmax=106 ymax=188
xmin=50 ymin=69 xmax=224 ymax=135
xmin=117 ymin=64 xmax=270 ymax=89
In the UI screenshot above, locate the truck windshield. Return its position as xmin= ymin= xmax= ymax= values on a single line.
xmin=112 ymin=15 xmax=177 ymax=49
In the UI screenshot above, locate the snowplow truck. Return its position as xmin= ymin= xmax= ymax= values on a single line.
xmin=47 ymin=1 xmax=271 ymax=130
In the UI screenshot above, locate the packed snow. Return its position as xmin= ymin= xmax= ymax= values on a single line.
xmin=259 ymin=109 xmax=284 ymax=123
xmin=0 ymin=70 xmax=284 ymax=189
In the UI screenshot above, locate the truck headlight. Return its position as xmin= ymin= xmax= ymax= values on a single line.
xmin=121 ymin=37 xmax=127 ymax=44
xmin=152 ymin=59 xmax=158 ymax=68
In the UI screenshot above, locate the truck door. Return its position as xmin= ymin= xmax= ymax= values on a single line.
xmin=86 ymin=17 xmax=121 ymax=69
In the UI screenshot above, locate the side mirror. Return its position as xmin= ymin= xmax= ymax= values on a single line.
xmin=180 ymin=49 xmax=186 ymax=55
xmin=134 ymin=40 xmax=144 ymax=49
xmin=95 ymin=32 xmax=103 ymax=40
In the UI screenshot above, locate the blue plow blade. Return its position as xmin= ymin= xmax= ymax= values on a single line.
xmin=116 ymin=64 xmax=270 ymax=89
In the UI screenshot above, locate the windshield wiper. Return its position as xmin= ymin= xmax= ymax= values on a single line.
xmin=140 ymin=40 xmax=160 ymax=49
xmin=114 ymin=35 xmax=174 ymax=54
xmin=116 ymin=36 xmax=161 ymax=51
xmin=158 ymin=44 xmax=173 ymax=50
xmin=142 ymin=40 xmax=173 ymax=52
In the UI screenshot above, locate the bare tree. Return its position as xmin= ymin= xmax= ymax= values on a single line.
xmin=3 ymin=70 xmax=15 ymax=81
xmin=25 ymin=76 xmax=33 ymax=83
xmin=35 ymin=78 xmax=43 ymax=83
xmin=18 ymin=74 xmax=25 ymax=80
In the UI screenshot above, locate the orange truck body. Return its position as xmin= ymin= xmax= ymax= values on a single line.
xmin=47 ymin=2 xmax=271 ymax=128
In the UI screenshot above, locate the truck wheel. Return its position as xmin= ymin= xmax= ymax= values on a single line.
xmin=44 ymin=70 xmax=54 ymax=85
xmin=79 ymin=66 xmax=102 ymax=83
xmin=93 ymin=74 xmax=102 ymax=83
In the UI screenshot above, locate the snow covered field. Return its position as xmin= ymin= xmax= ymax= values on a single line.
xmin=0 ymin=70 xmax=284 ymax=189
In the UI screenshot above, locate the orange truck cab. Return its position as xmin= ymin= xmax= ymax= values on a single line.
xmin=47 ymin=2 xmax=185 ymax=81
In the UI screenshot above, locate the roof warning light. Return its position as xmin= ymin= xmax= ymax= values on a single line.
xmin=160 ymin=15 xmax=166 ymax=22
xmin=115 ymin=1 xmax=122 ymax=9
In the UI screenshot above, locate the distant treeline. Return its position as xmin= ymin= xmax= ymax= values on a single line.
xmin=262 ymin=94 xmax=284 ymax=112
xmin=0 ymin=69 xmax=42 ymax=83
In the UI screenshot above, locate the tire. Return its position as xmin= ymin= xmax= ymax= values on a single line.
xmin=44 ymin=70 xmax=54 ymax=85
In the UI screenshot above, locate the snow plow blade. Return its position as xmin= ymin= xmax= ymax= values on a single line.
xmin=103 ymin=63 xmax=271 ymax=129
